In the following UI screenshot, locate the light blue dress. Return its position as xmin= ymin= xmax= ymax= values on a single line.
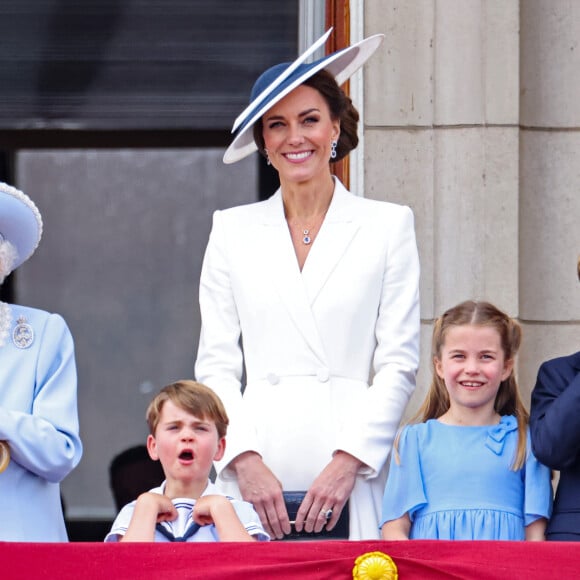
xmin=380 ymin=416 xmax=552 ymax=540
xmin=0 ymin=304 xmax=83 ymax=541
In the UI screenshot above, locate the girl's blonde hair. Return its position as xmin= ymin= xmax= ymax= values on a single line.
xmin=397 ymin=300 xmax=528 ymax=470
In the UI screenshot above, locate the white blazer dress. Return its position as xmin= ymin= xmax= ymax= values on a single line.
xmin=195 ymin=178 xmax=420 ymax=539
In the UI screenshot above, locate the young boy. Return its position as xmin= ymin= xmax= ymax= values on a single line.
xmin=105 ymin=380 xmax=269 ymax=542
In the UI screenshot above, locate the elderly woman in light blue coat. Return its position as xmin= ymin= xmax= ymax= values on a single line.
xmin=0 ymin=182 xmax=82 ymax=541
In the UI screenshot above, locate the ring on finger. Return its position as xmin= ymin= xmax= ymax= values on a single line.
xmin=321 ymin=508 xmax=333 ymax=520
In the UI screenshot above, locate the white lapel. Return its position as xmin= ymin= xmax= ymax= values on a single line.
xmin=301 ymin=179 xmax=360 ymax=305
xmin=257 ymin=180 xmax=359 ymax=365
xmin=258 ymin=191 xmax=327 ymax=364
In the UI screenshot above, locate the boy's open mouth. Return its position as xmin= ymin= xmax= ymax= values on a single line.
xmin=179 ymin=450 xmax=193 ymax=460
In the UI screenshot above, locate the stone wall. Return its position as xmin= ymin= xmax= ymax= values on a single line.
xmin=362 ymin=0 xmax=579 ymax=415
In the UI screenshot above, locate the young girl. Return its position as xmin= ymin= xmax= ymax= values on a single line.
xmin=380 ymin=300 xmax=552 ymax=541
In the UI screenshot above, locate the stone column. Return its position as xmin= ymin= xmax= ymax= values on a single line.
xmin=519 ymin=0 xmax=580 ymax=394
xmin=363 ymin=0 xmax=521 ymax=413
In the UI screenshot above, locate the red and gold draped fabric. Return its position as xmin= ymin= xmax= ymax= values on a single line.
xmin=2 ymin=540 xmax=578 ymax=579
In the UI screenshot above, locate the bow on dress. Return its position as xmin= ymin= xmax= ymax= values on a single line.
xmin=485 ymin=415 xmax=518 ymax=456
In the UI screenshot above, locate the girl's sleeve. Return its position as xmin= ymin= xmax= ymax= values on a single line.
xmin=523 ymin=433 xmax=553 ymax=526
xmin=380 ymin=425 xmax=427 ymax=526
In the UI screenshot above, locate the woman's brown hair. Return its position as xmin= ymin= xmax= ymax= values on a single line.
xmin=253 ymin=69 xmax=359 ymax=163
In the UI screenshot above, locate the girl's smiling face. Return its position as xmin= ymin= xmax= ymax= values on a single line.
xmin=261 ymin=84 xmax=340 ymax=185
xmin=434 ymin=324 xmax=513 ymax=419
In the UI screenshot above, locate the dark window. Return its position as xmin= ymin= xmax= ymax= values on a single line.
xmin=0 ymin=1 xmax=298 ymax=131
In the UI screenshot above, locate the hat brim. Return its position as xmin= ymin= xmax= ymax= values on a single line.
xmin=0 ymin=183 xmax=42 ymax=271
xmin=223 ymin=31 xmax=384 ymax=164
xmin=231 ymin=28 xmax=334 ymax=134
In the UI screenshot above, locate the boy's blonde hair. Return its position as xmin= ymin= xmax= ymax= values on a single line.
xmin=146 ymin=380 xmax=229 ymax=439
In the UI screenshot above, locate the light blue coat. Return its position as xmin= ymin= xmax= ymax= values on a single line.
xmin=0 ymin=304 xmax=82 ymax=541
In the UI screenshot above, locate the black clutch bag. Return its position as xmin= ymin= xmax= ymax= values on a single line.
xmin=283 ymin=491 xmax=349 ymax=540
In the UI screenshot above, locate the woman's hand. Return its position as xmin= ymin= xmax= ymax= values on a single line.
xmin=230 ymin=451 xmax=290 ymax=539
xmin=294 ymin=450 xmax=362 ymax=534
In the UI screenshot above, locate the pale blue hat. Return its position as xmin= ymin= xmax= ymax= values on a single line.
xmin=0 ymin=182 xmax=43 ymax=270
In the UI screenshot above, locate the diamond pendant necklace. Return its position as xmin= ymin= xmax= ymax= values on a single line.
xmin=286 ymin=184 xmax=332 ymax=246
xmin=298 ymin=211 xmax=327 ymax=245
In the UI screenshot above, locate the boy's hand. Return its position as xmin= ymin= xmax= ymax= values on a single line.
xmin=137 ymin=492 xmax=179 ymax=523
xmin=192 ymin=495 xmax=256 ymax=542
xmin=121 ymin=493 xmax=178 ymax=541
xmin=192 ymin=494 xmax=230 ymax=526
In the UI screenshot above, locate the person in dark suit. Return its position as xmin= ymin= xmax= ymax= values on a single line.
xmin=530 ymin=256 xmax=580 ymax=540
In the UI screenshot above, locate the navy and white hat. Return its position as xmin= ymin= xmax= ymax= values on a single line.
xmin=0 ymin=182 xmax=43 ymax=270
xmin=223 ymin=28 xmax=384 ymax=164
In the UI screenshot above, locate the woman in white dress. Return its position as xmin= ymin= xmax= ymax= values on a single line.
xmin=195 ymin=29 xmax=420 ymax=540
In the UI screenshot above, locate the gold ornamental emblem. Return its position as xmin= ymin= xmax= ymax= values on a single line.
xmin=352 ymin=551 xmax=398 ymax=580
